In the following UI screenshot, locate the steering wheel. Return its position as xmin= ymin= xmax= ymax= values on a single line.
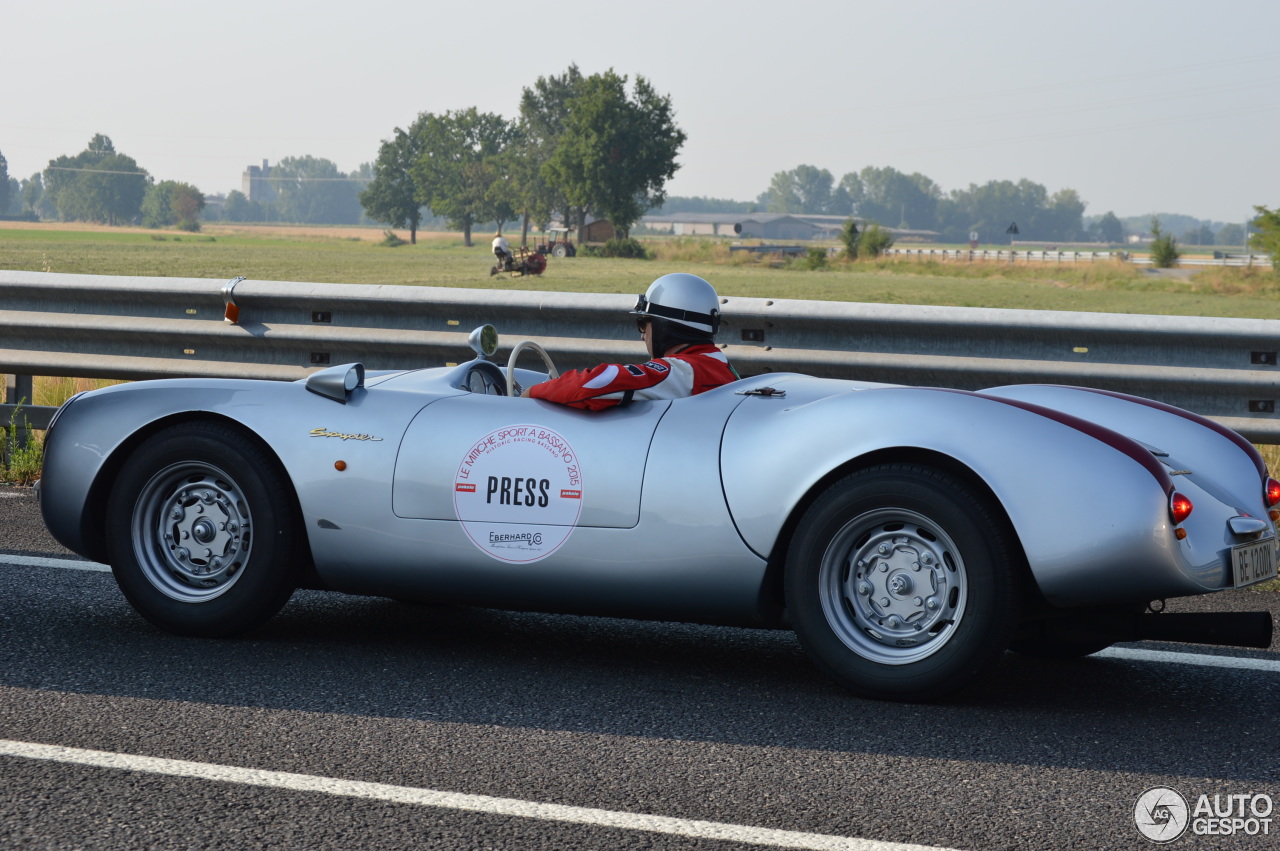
xmin=506 ymin=340 xmax=561 ymax=397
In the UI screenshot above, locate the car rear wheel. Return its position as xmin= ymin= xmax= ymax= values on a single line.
xmin=106 ymin=421 xmax=301 ymax=637
xmin=786 ymin=463 xmax=1022 ymax=701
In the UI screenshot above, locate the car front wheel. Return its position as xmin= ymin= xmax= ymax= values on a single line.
xmin=106 ymin=421 xmax=301 ymax=637
xmin=786 ymin=463 xmax=1022 ymax=701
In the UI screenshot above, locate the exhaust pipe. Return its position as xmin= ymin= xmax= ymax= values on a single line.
xmin=1020 ymin=610 xmax=1274 ymax=649
xmin=1129 ymin=611 xmax=1273 ymax=649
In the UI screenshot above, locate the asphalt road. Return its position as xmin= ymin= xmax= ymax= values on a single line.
xmin=4 ymin=484 xmax=1280 ymax=850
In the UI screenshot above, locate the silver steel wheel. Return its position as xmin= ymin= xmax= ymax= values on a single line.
xmin=130 ymin=461 xmax=253 ymax=603
xmin=818 ymin=507 xmax=968 ymax=665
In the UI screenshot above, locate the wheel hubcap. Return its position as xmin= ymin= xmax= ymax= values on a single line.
xmin=819 ymin=508 xmax=967 ymax=665
xmin=131 ymin=462 xmax=253 ymax=602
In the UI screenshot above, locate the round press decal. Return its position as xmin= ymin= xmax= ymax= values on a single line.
xmin=454 ymin=424 xmax=583 ymax=563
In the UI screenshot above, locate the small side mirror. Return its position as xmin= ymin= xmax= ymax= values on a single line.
xmin=306 ymin=363 xmax=365 ymax=403
xmin=468 ymin=324 xmax=499 ymax=360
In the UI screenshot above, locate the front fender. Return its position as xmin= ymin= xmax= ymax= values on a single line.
xmin=38 ymin=377 xmax=431 ymax=564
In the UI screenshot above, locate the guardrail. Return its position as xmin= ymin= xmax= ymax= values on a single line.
xmin=727 ymin=244 xmax=809 ymax=256
xmin=2 ymin=269 xmax=1279 ymax=441
xmin=884 ymin=248 xmax=1274 ymax=267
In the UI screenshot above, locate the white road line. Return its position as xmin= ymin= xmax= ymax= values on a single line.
xmin=0 ymin=492 xmax=23 ymax=498
xmin=0 ymin=739 xmax=955 ymax=851
xmin=1 ymin=554 xmax=111 ymax=572
xmin=1097 ymin=646 xmax=1280 ymax=673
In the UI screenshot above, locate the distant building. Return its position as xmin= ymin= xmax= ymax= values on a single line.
xmin=242 ymin=159 xmax=277 ymax=203
xmin=641 ymin=212 xmax=938 ymax=242
xmin=583 ymin=218 xmax=616 ymax=242
xmin=643 ymin=213 xmax=816 ymax=240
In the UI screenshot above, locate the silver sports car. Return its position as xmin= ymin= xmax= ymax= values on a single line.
xmin=37 ymin=326 xmax=1278 ymax=701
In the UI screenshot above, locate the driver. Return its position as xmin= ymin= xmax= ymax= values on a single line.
xmin=492 ymin=232 xmax=513 ymax=269
xmin=527 ymin=273 xmax=738 ymax=411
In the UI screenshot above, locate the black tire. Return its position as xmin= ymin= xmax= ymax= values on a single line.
xmin=105 ymin=421 xmax=302 ymax=637
xmin=785 ymin=463 xmax=1022 ymax=701
xmin=552 ymin=245 xmax=568 ymax=258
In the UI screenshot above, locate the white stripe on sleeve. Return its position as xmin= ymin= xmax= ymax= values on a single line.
xmin=582 ymin=364 xmax=621 ymax=390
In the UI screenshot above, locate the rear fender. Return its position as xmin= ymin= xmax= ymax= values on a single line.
xmin=721 ymin=383 xmax=1202 ymax=607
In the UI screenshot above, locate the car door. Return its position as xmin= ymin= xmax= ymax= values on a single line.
xmin=392 ymin=394 xmax=670 ymax=564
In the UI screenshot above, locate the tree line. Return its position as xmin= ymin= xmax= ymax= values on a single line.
xmin=359 ymin=64 xmax=684 ymax=246
xmin=1 ymin=64 xmax=685 ymax=245
xmin=741 ymin=164 xmax=1260 ymax=247
xmin=754 ymin=163 xmax=1086 ymax=245
xmin=0 ymin=86 xmax=1267 ymax=254
xmin=5 ymin=135 xmax=206 ymax=230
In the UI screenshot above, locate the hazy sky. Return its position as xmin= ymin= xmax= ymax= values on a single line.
xmin=4 ymin=0 xmax=1277 ymax=224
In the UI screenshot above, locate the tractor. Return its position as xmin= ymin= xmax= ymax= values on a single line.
xmin=535 ymin=227 xmax=577 ymax=258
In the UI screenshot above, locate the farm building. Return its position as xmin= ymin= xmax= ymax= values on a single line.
xmin=583 ymin=219 xmax=616 ymax=242
xmin=642 ymin=213 xmax=819 ymax=240
xmin=641 ymin=212 xmax=939 ymax=242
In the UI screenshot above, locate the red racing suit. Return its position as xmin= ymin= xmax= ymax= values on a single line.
xmin=526 ymin=344 xmax=738 ymax=411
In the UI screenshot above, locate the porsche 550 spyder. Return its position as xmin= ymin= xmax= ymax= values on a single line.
xmin=37 ymin=325 xmax=1278 ymax=701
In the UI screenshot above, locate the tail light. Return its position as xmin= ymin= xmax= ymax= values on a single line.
xmin=1266 ymin=477 xmax=1280 ymax=508
xmin=1169 ymin=492 xmax=1193 ymax=525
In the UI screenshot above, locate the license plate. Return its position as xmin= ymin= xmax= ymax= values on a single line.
xmin=1232 ymin=537 xmax=1279 ymax=587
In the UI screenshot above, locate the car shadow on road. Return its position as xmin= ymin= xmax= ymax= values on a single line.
xmin=3 ymin=576 xmax=1278 ymax=785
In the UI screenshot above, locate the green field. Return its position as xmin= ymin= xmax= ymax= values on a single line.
xmin=1 ymin=223 xmax=1277 ymax=319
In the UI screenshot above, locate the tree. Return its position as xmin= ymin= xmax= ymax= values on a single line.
xmin=270 ymin=156 xmax=364 ymax=224
xmin=761 ymin=165 xmax=837 ymax=214
xmin=0 ymin=150 xmax=9 ymax=216
xmin=222 ymin=190 xmax=261 ymax=222
xmin=1149 ymin=216 xmax=1181 ymax=268
xmin=650 ymin=196 xmax=753 ymax=215
xmin=412 ymin=108 xmax=516 ymax=247
xmin=839 ymin=219 xmax=860 ymax=259
xmin=936 ymin=178 xmax=1081 ymax=244
xmin=841 ymin=166 xmax=940 ymax=229
xmin=21 ymin=174 xmax=51 ymax=219
xmin=1096 ymin=211 xmax=1125 ymax=244
xmin=361 ymin=124 xmax=427 ymax=243
xmin=43 ymin=134 xmax=150 ymax=224
xmin=1182 ymin=223 xmax=1216 ymax=246
xmin=1249 ymin=206 xmax=1280 ymax=267
xmin=141 ymin=182 xmax=173 ymax=228
xmin=546 ymin=70 xmax=685 ymax=238
xmin=170 ymin=183 xmax=205 ymax=231
xmin=856 ymin=223 xmax=895 ymax=258
xmin=1218 ymin=222 xmax=1245 ymax=247
xmin=141 ymin=180 xmax=205 ymax=230
xmin=516 ymin=64 xmax=586 ymax=242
